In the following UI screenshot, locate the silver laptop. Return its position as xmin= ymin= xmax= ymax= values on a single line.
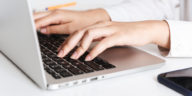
xmin=0 ymin=0 xmax=165 ymax=90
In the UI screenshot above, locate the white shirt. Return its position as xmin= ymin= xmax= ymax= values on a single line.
xmin=103 ymin=0 xmax=192 ymax=57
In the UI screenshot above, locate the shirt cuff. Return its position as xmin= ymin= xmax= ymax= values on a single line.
xmin=159 ymin=20 xmax=192 ymax=57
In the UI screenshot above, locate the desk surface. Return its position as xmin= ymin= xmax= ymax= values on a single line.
xmin=1 ymin=44 xmax=192 ymax=96
xmin=1 ymin=1 xmax=191 ymax=96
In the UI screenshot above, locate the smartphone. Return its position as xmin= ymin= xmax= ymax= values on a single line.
xmin=158 ymin=67 xmax=192 ymax=96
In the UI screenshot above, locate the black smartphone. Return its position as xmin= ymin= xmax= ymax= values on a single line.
xmin=158 ymin=67 xmax=192 ymax=96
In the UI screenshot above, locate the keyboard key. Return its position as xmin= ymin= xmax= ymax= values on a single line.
xmin=93 ymin=57 xmax=108 ymax=64
xmin=68 ymin=67 xmax=84 ymax=75
xmin=60 ymin=70 xmax=72 ymax=77
xmin=55 ymin=59 xmax=65 ymax=63
xmin=49 ymin=46 xmax=57 ymax=52
xmin=45 ymin=61 xmax=55 ymax=65
xmin=44 ymin=43 xmax=51 ymax=48
xmin=42 ymin=55 xmax=47 ymax=58
xmin=76 ymin=64 xmax=94 ymax=73
xmin=40 ymin=41 xmax=47 ymax=46
xmin=52 ymin=57 xmax=61 ymax=61
xmin=49 ymin=64 xmax=60 ymax=69
xmin=44 ymin=51 xmax=53 ymax=56
xmin=43 ymin=59 xmax=52 ymax=63
xmin=58 ymin=60 xmax=68 ymax=65
xmin=45 ymin=67 xmax=55 ymax=74
xmin=70 ymin=60 xmax=94 ymax=73
xmin=41 ymin=48 xmax=48 ymax=53
xmin=93 ymin=58 xmax=116 ymax=69
xmin=61 ymin=63 xmax=73 ymax=69
xmin=54 ymin=66 xmax=64 ymax=72
xmin=66 ymin=58 xmax=77 ymax=64
xmin=70 ymin=60 xmax=82 ymax=66
xmin=49 ymin=54 xmax=57 ymax=58
xmin=100 ymin=63 xmax=116 ymax=69
xmin=52 ymin=73 xmax=61 ymax=79
xmin=84 ymin=61 xmax=104 ymax=71
xmin=52 ymin=42 xmax=61 ymax=47
xmin=43 ymin=57 xmax=50 ymax=61
xmin=53 ymin=66 xmax=62 ymax=70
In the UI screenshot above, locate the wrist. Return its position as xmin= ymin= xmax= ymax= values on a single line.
xmin=152 ymin=20 xmax=170 ymax=49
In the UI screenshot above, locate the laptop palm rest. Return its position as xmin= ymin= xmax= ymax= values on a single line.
xmin=99 ymin=46 xmax=165 ymax=70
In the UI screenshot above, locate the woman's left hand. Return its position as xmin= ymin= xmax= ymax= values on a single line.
xmin=57 ymin=20 xmax=170 ymax=61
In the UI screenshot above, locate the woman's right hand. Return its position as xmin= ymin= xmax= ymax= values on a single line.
xmin=57 ymin=21 xmax=170 ymax=61
xmin=34 ymin=9 xmax=111 ymax=35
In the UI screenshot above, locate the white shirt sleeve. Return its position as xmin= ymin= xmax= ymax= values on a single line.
xmin=159 ymin=20 xmax=192 ymax=57
xmin=103 ymin=0 xmax=180 ymax=22
xmin=103 ymin=0 xmax=192 ymax=57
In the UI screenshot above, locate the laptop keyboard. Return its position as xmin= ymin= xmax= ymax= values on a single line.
xmin=38 ymin=33 xmax=116 ymax=79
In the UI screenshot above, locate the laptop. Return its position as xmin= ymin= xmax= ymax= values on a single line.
xmin=0 ymin=0 xmax=165 ymax=90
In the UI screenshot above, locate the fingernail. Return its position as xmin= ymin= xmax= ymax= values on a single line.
xmin=57 ymin=50 xmax=64 ymax=57
xmin=40 ymin=28 xmax=47 ymax=33
xmin=85 ymin=55 xmax=92 ymax=61
xmin=70 ymin=52 xmax=78 ymax=59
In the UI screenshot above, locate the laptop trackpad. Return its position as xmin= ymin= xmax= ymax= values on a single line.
xmin=98 ymin=47 xmax=164 ymax=69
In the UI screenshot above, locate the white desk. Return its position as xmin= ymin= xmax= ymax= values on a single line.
xmin=1 ymin=44 xmax=192 ymax=96
xmin=1 ymin=1 xmax=191 ymax=96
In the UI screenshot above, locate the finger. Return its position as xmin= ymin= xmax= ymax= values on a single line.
xmin=35 ymin=13 xmax=67 ymax=30
xmin=35 ymin=13 xmax=57 ymax=29
xmin=57 ymin=30 xmax=85 ymax=58
xmin=33 ymin=12 xmax=51 ymax=20
xmin=44 ymin=21 xmax=106 ymax=35
xmin=70 ymin=30 xmax=93 ymax=59
xmin=40 ymin=23 xmax=72 ymax=34
xmin=70 ymin=26 xmax=115 ymax=59
xmin=58 ymin=22 xmax=114 ymax=58
xmin=85 ymin=35 xmax=117 ymax=61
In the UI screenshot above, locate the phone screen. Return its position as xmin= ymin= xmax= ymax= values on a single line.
xmin=162 ymin=68 xmax=192 ymax=91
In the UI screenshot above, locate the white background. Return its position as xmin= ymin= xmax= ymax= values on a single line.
xmin=1 ymin=0 xmax=191 ymax=96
